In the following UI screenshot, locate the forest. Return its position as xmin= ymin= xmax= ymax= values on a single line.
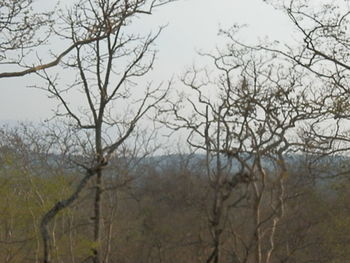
xmin=1 ymin=0 xmax=350 ymax=262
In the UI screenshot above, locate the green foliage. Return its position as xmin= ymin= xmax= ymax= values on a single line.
xmin=0 ymin=150 xmax=88 ymax=262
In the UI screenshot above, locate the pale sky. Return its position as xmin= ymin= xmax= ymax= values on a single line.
xmin=0 ymin=0 xmax=293 ymax=123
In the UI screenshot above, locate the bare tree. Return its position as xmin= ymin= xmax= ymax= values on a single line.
xmin=260 ymin=0 xmax=350 ymax=159
xmin=161 ymin=34 xmax=315 ymax=262
xmin=33 ymin=0 xmax=175 ymax=262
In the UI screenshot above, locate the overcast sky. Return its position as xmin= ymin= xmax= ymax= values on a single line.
xmin=0 ymin=0 xmax=293 ymax=123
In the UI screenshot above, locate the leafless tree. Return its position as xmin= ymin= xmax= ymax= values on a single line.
xmin=32 ymin=0 xmax=175 ymax=262
xmin=260 ymin=0 xmax=350 ymax=160
xmin=161 ymin=34 xmax=316 ymax=262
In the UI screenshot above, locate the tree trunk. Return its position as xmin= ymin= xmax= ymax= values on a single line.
xmin=92 ymin=169 xmax=103 ymax=263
